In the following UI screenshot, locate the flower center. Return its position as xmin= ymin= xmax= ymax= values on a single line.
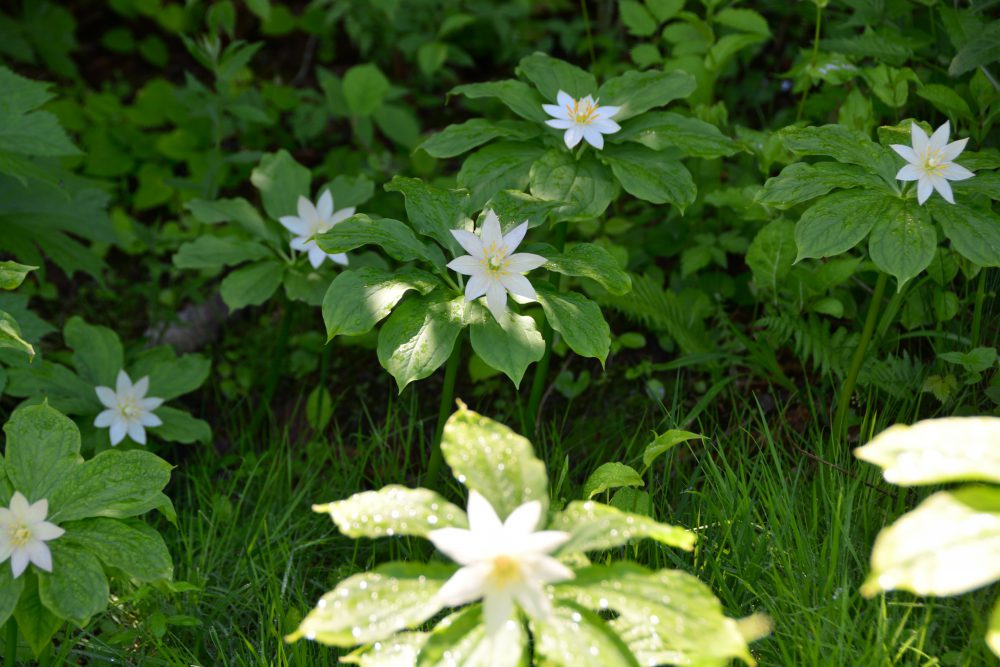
xmin=9 ymin=523 xmax=31 ymax=547
xmin=922 ymin=149 xmax=945 ymax=175
xmin=566 ymin=98 xmax=600 ymax=125
xmin=490 ymin=556 xmax=523 ymax=587
xmin=481 ymin=242 xmax=510 ymax=277
xmin=119 ymin=397 xmax=140 ymax=419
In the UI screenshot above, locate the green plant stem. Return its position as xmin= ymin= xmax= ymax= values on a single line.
xmin=796 ymin=2 xmax=823 ymax=121
xmin=525 ymin=221 xmax=568 ymax=436
xmin=834 ymin=271 xmax=888 ymax=439
xmin=971 ymin=269 xmax=987 ymax=346
xmin=426 ymin=335 xmax=462 ymax=485
xmin=5 ymin=618 xmax=16 ymax=667
xmin=579 ymin=0 xmax=597 ymax=71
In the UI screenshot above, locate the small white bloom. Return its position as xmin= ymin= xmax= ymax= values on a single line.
xmin=94 ymin=369 xmax=164 ymax=446
xmin=0 ymin=492 xmax=65 ymax=578
xmin=891 ymin=121 xmax=974 ymax=205
xmin=279 ymin=191 xmax=355 ymax=268
xmin=446 ymin=211 xmax=547 ymax=323
xmin=427 ymin=491 xmax=573 ymax=636
xmin=542 ymin=90 xmax=621 ymax=150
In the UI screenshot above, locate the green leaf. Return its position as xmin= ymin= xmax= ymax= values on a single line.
xmin=916 ymin=84 xmax=972 ymax=120
xmin=707 ymin=32 xmax=768 ymax=71
xmin=4 ymin=404 xmax=81 ymax=504
xmin=173 ymin=236 xmax=272 ymax=270
xmin=597 ymin=71 xmax=696 ymax=122
xmin=614 ymin=111 xmax=738 ymax=158
xmin=38 ymin=541 xmax=109 ymax=626
xmin=384 ymin=176 xmax=472 ymax=252
xmin=0 ymin=565 xmax=25 ymax=628
xmin=861 ymin=487 xmax=1000 ymax=597
xmin=643 ymin=430 xmax=705 ymax=468
xmin=219 ymin=260 xmax=285 ymax=310
xmin=450 ymin=80 xmax=548 ymax=122
xmin=939 ymin=347 xmax=997 ymax=373
xmin=132 ymin=351 xmax=211 ymax=401
xmin=542 ymin=243 xmax=631 ymax=295
xmin=468 ymin=309 xmax=545 ymax=388
xmin=377 ymin=292 xmax=464 ymax=392
xmin=48 ymin=449 xmax=172 ymax=523
xmin=619 ymin=1 xmax=658 ymax=37
xmin=343 ymin=63 xmax=390 ymax=116
xmin=323 ymin=266 xmax=439 ymax=339
xmin=532 ymin=601 xmax=640 ymax=667
xmin=555 ymin=564 xmax=753 ymax=666
xmin=550 ymin=501 xmax=695 ymax=553
xmin=779 ymin=124 xmax=898 ymax=184
xmin=928 ymin=201 xmax=1000 ymax=267
xmin=794 ymin=190 xmax=894 ymax=262
xmin=536 ymin=286 xmax=611 ymax=363
xmin=949 ymin=22 xmax=1000 ymax=76
xmin=869 ymin=199 xmax=936 ymax=289
xmin=351 ymin=632 xmax=428 ymax=666
xmin=855 ymin=417 xmax=1000 ymax=485
xmin=601 ymin=144 xmax=696 ymax=210
xmin=0 ymin=261 xmax=36 ymax=290
xmin=317 ymin=214 xmax=436 ymax=263
xmin=583 ymin=462 xmax=644 ymax=499
xmin=0 ymin=311 xmax=34 ymax=360
xmin=517 ymin=53 xmax=597 ymax=101
xmin=440 ymin=402 xmax=549 ymax=520
xmin=989 ymin=597 xmax=1000 ymax=658
xmin=63 ymin=518 xmax=173 ymax=583
xmin=457 ymin=142 xmax=545 ymax=208
xmin=184 ymin=197 xmax=277 ymax=243
xmin=417 ymin=41 xmax=449 ymax=77
xmin=418 ymin=119 xmax=540 ymax=159
xmin=529 ymin=150 xmax=615 ymax=221
xmin=714 ymin=7 xmax=770 ymax=35
xmin=288 ymin=562 xmax=451 ymax=646
xmin=0 ymin=67 xmax=80 ymax=160
xmin=746 ymin=219 xmax=797 ymax=291
xmin=484 ymin=190 xmax=565 ymax=229
xmin=14 ymin=575 xmax=62 ymax=658
xmin=756 ymin=162 xmax=888 ymax=209
xmin=3 ymin=362 xmax=97 ymax=414
xmin=148 ymin=406 xmax=212 ymax=444
xmin=64 ymin=316 xmax=123 ymax=387
xmin=418 ymin=605 xmax=527 ymax=667
xmin=250 ymin=150 xmax=312 ymax=221
xmin=314 ymin=485 xmax=468 ymax=539
xmin=325 ymin=174 xmax=375 ymax=209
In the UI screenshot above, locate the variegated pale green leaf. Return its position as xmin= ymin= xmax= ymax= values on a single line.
xmin=550 ymin=501 xmax=695 ymax=553
xmin=417 ymin=605 xmax=526 ymax=667
xmin=530 ymin=601 xmax=640 ymax=667
xmin=862 ymin=487 xmax=1000 ymax=597
xmin=440 ymin=402 xmax=548 ymax=520
xmin=988 ymin=597 xmax=1000 ymax=658
xmin=855 ymin=417 xmax=1000 ymax=485
xmin=341 ymin=632 xmax=428 ymax=667
xmin=313 ymin=485 xmax=467 ymax=539
xmin=288 ymin=563 xmax=452 ymax=647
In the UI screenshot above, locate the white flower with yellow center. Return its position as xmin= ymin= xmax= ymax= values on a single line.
xmin=542 ymin=90 xmax=621 ymax=150
xmin=279 ymin=191 xmax=355 ymax=268
xmin=427 ymin=491 xmax=573 ymax=636
xmin=891 ymin=121 xmax=974 ymax=205
xmin=0 ymin=492 xmax=64 ymax=578
xmin=94 ymin=370 xmax=164 ymax=446
xmin=446 ymin=210 xmax=547 ymax=323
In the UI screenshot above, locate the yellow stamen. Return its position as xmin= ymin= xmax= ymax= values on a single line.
xmin=491 ymin=556 xmax=522 ymax=586
xmin=565 ymin=97 xmax=600 ymax=125
xmin=9 ymin=524 xmax=31 ymax=547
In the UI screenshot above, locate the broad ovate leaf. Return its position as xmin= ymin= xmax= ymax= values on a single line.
xmin=4 ymin=403 xmax=81 ymax=503
xmin=0 ymin=260 xmax=36 ymax=290
xmin=582 ymin=463 xmax=644 ymax=500
xmin=536 ymin=287 xmax=611 ymax=363
xmin=440 ymin=402 xmax=548 ymax=519
xmin=601 ymin=144 xmax=696 ymax=210
xmin=530 ymin=601 xmax=640 ymax=667
xmin=417 ymin=605 xmax=526 ymax=667
xmin=868 ymin=198 xmax=936 ymax=289
xmin=855 ymin=417 xmax=1000 ymax=485
xmin=314 ymin=485 xmax=467 ymax=539
xmin=323 ymin=266 xmax=439 ymax=339
xmin=376 ymin=291 xmax=464 ymax=393
xmin=794 ymin=190 xmax=893 ymax=262
xmin=468 ymin=309 xmax=545 ymax=388
xmin=550 ymin=501 xmax=695 ymax=553
xmin=542 ymin=243 xmax=631 ymax=295
xmin=38 ymin=541 xmax=110 ymax=626
xmin=861 ymin=487 xmax=1000 ymax=597
xmin=529 ymin=150 xmax=615 ymax=222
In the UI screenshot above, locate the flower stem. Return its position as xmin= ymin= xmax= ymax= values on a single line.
xmin=833 ymin=271 xmax=888 ymax=440
xmin=5 ymin=618 xmax=16 ymax=667
xmin=795 ymin=2 xmax=823 ymax=122
xmin=579 ymin=0 xmax=597 ymax=72
xmin=426 ymin=334 xmax=463 ymax=486
xmin=971 ymin=268 xmax=987 ymax=346
xmin=524 ymin=221 xmax=568 ymax=437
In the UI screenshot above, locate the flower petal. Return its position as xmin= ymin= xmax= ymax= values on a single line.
xmin=481 ymin=210 xmax=503 ymax=249
xmin=593 ymin=119 xmax=620 ymax=134
xmin=329 ymin=206 xmax=356 ymax=225
xmin=317 ymin=190 xmax=334 ymax=220
xmin=483 ymin=589 xmax=515 ymax=637
xmin=32 ymin=522 xmax=64 ymax=542
xmin=467 ymin=491 xmax=503 ymax=533
xmin=525 ymin=554 xmax=575 ymax=584
xmin=297 ymin=195 xmax=316 ymax=222
xmin=545 ymin=118 xmax=574 ymax=130
xmin=940 ymin=138 xmax=969 ymax=163
xmin=485 ymin=281 xmax=508 ymax=322
xmin=110 ymin=419 xmax=128 ymax=446
xmin=308 ymin=246 xmax=327 ymax=269
xmin=279 ymin=216 xmax=309 ymax=236
xmin=451 ymin=230 xmax=485 ymax=259
xmin=10 ymin=551 xmax=28 ymax=578
xmin=464 ymin=273 xmax=491 ymax=302
xmin=139 ymin=412 xmax=163 ymax=428
xmin=896 ymin=164 xmax=922 ymax=181
xmin=427 ymin=527 xmax=484 ymax=564
xmin=501 ymin=500 xmax=542 ymax=536
xmin=116 ymin=369 xmax=132 ymax=395
xmin=597 ymin=105 xmax=621 ymax=119
xmin=910 ymin=123 xmax=929 ymax=156
xmin=582 ymin=127 xmax=605 ymax=149
xmin=290 ymin=236 xmax=311 ymax=252
xmin=928 ymin=121 xmax=950 ymax=151
xmin=563 ymin=126 xmax=584 ymax=149
xmin=94 ymin=409 xmax=117 ymax=428
xmin=95 ymin=386 xmax=117 ymax=408
xmin=556 ymin=90 xmax=574 ymax=109
xmin=9 ymin=493 xmax=28 ymax=517
xmin=25 ymin=540 xmax=52 ymax=572
xmin=131 ymin=376 xmax=150 ymax=399
xmin=542 ymin=104 xmax=569 ymax=120
xmin=510 ymin=580 xmax=551 ymax=621
xmin=890 ymin=144 xmax=917 ymax=163
xmin=127 ymin=421 xmax=148 ymax=446
xmin=329 ymin=253 xmax=349 ymax=266
xmin=140 ymin=397 xmax=164 ymax=411
xmin=24 ymin=498 xmax=48 ymax=524
xmin=435 ymin=563 xmax=490 ymax=607
xmin=506 ymin=253 xmax=547 ymax=273
xmin=940 ymin=162 xmax=974 ymax=181
xmin=502 ymin=221 xmax=529 ymax=253
xmin=931 ymin=175 xmax=955 ymax=204
xmin=917 ymin=177 xmax=933 ymax=205
xmin=499 ymin=274 xmax=537 ymax=301
xmin=447 ymin=256 xmax=483 ymax=276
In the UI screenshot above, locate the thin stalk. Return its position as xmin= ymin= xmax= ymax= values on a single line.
xmin=5 ymin=618 xmax=15 ymax=667
xmin=426 ymin=335 xmax=463 ymax=485
xmin=525 ymin=221 xmax=568 ymax=436
xmin=971 ymin=269 xmax=987 ymax=346
xmin=579 ymin=0 xmax=597 ymax=72
xmin=834 ymin=271 xmax=888 ymax=440
xmin=796 ymin=2 xmax=823 ymax=121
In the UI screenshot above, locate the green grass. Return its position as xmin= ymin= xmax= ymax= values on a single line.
xmin=40 ymin=372 xmax=996 ymax=666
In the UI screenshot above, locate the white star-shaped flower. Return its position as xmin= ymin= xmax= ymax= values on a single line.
xmin=446 ymin=210 xmax=547 ymax=323
xmin=542 ymin=90 xmax=621 ymax=150
xmin=0 ymin=492 xmax=65 ymax=578
xmin=94 ymin=370 xmax=164 ymax=446
xmin=279 ymin=191 xmax=355 ymax=268
xmin=427 ymin=491 xmax=573 ymax=636
xmin=891 ymin=121 xmax=974 ymax=205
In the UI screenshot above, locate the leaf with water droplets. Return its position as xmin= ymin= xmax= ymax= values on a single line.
xmin=555 ymin=564 xmax=755 ymax=666
xmin=315 ymin=485 xmax=468 ymax=539
xmin=288 ymin=562 xmax=453 ymax=647
xmin=441 ymin=402 xmax=548 ymax=520
xmin=550 ymin=501 xmax=695 ymax=553
xmin=530 ymin=600 xmax=640 ymax=666
xmin=341 ymin=632 xmax=428 ymax=667
xmin=417 ymin=605 xmax=526 ymax=666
